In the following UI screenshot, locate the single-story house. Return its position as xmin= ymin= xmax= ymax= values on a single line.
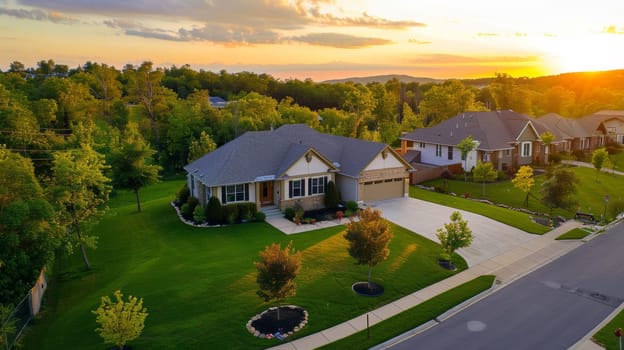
xmin=184 ymin=124 xmax=414 ymax=211
xmin=539 ymin=111 xmax=624 ymax=153
xmin=400 ymin=110 xmax=552 ymax=172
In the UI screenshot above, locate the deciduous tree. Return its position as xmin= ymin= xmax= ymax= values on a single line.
xmin=343 ymin=207 xmax=393 ymax=289
xmin=50 ymin=145 xmax=111 ymax=270
xmin=254 ymin=241 xmax=302 ymax=320
xmin=591 ymin=148 xmax=609 ymax=181
xmin=457 ymin=135 xmax=476 ymax=181
xmin=436 ymin=211 xmax=473 ymax=262
xmin=93 ymin=290 xmax=148 ymax=350
xmin=540 ymin=167 xmax=578 ymax=215
xmin=512 ymin=165 xmax=535 ymax=207
xmin=187 ymin=130 xmax=216 ymax=163
xmin=473 ymin=161 xmax=497 ymax=197
xmin=540 ymin=131 xmax=555 ymax=164
xmin=109 ymin=123 xmax=161 ymax=212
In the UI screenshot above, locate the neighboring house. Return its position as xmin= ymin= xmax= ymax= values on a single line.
xmin=400 ymin=110 xmax=551 ymax=172
xmin=209 ymin=96 xmax=228 ymax=108
xmin=184 ymin=124 xmax=413 ymax=211
xmin=539 ymin=111 xmax=624 ymax=153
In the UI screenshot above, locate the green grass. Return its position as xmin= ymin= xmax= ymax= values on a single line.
xmin=421 ymin=166 xmax=623 ymax=222
xmin=23 ymin=180 xmax=467 ymax=350
xmin=593 ymin=308 xmax=624 ymax=349
xmin=556 ymin=227 xmax=592 ymax=240
xmin=610 ymin=151 xmax=624 ymax=172
xmin=410 ymin=187 xmax=549 ymax=235
xmin=318 ymin=275 xmax=495 ymax=350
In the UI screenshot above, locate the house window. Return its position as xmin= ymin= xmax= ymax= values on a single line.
xmin=504 ymin=149 xmax=511 ymax=156
xmin=447 ymin=146 xmax=453 ymax=160
xmin=483 ymin=153 xmax=490 ymax=162
xmin=189 ymin=175 xmax=195 ymax=195
xmin=435 ymin=145 xmax=442 ymax=157
xmin=521 ymin=142 xmax=532 ymax=157
xmin=308 ymin=176 xmax=327 ymax=195
xmin=289 ymin=179 xmax=305 ymax=198
xmin=222 ymin=184 xmax=249 ymax=203
xmin=204 ymin=186 xmax=211 ymax=204
xmin=419 ymin=142 xmax=426 ymax=148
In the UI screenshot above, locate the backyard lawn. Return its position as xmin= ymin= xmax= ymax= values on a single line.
xmin=420 ymin=166 xmax=623 ymax=222
xmin=23 ymin=180 xmax=466 ymax=350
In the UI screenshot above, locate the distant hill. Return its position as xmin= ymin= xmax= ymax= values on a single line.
xmin=323 ymin=74 xmax=445 ymax=85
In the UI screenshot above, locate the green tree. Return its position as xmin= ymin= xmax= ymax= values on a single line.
xmin=591 ymin=148 xmax=609 ymax=181
xmin=93 ymin=290 xmax=148 ymax=350
xmin=343 ymin=84 xmax=377 ymax=138
xmin=418 ymin=80 xmax=485 ymax=126
xmin=540 ymin=131 xmax=555 ymax=164
xmin=436 ymin=211 xmax=473 ymax=262
xmin=512 ymin=165 xmax=535 ymax=207
xmin=472 ymin=161 xmax=497 ymax=197
xmin=324 ymin=180 xmax=340 ymax=209
xmin=0 ymin=148 xmax=61 ymax=304
xmin=540 ymin=167 xmax=578 ymax=215
xmin=188 ymin=130 xmax=217 ymax=163
xmin=50 ymin=145 xmax=111 ymax=270
xmin=254 ymin=241 xmax=302 ymax=320
xmin=457 ymin=135 xmax=476 ymax=181
xmin=109 ymin=123 xmax=161 ymax=212
xmin=343 ymin=207 xmax=393 ymax=289
xmin=0 ymin=304 xmax=18 ymax=349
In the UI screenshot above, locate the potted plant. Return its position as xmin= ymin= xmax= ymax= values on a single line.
xmin=336 ymin=210 xmax=344 ymax=222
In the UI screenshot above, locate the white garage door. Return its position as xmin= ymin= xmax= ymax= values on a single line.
xmin=359 ymin=178 xmax=404 ymax=202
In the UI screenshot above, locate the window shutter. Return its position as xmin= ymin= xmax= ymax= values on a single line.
xmin=221 ymin=187 xmax=226 ymax=204
xmin=301 ymin=179 xmax=305 ymax=197
xmin=288 ymin=181 xmax=293 ymax=198
xmin=308 ymin=178 xmax=312 ymax=195
xmin=244 ymin=184 xmax=249 ymax=201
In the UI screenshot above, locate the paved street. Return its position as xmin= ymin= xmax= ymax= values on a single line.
xmin=386 ymin=221 xmax=624 ymax=350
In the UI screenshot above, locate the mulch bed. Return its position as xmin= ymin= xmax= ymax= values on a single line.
xmin=352 ymin=281 xmax=385 ymax=297
xmin=247 ymin=305 xmax=308 ymax=339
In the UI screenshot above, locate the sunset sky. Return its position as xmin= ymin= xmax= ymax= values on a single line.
xmin=2 ymin=0 xmax=624 ymax=81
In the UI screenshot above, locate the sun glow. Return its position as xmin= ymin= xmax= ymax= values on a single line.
xmin=547 ymin=35 xmax=624 ymax=74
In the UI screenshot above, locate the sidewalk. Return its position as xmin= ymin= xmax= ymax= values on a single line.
xmin=268 ymin=220 xmax=586 ymax=350
xmin=562 ymin=160 xmax=624 ymax=176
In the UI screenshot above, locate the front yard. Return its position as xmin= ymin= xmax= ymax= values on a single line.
xmin=24 ymin=180 xmax=466 ymax=350
xmin=419 ymin=166 xmax=623 ymax=223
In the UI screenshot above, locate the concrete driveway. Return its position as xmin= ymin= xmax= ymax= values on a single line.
xmin=368 ymin=197 xmax=539 ymax=267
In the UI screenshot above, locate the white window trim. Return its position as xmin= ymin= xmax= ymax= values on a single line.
xmin=435 ymin=144 xmax=442 ymax=157
xmin=309 ymin=176 xmax=327 ymax=196
xmin=521 ymin=141 xmax=532 ymax=157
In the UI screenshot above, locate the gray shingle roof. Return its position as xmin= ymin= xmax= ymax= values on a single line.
xmin=401 ymin=110 xmax=547 ymax=150
xmin=184 ymin=124 xmax=395 ymax=187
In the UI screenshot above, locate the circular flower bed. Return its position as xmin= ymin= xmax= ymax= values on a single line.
xmin=247 ymin=305 xmax=308 ymax=339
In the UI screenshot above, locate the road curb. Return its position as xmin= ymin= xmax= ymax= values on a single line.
xmin=368 ymin=320 xmax=439 ymax=350
xmin=568 ymin=302 xmax=624 ymax=350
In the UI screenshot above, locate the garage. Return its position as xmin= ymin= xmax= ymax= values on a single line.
xmin=359 ymin=177 xmax=405 ymax=202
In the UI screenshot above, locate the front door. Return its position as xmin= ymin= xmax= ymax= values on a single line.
xmin=260 ymin=182 xmax=274 ymax=206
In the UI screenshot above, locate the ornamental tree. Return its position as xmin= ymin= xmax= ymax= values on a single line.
xmin=436 ymin=211 xmax=473 ymax=261
xmin=512 ymin=165 xmax=535 ymax=207
xmin=457 ymin=135 xmax=476 ymax=181
xmin=540 ymin=167 xmax=578 ymax=215
xmin=472 ymin=161 xmax=497 ymax=197
xmin=254 ymin=241 xmax=302 ymax=320
xmin=93 ymin=290 xmax=148 ymax=350
xmin=344 ymin=207 xmax=393 ymax=289
xmin=591 ymin=148 xmax=609 ymax=181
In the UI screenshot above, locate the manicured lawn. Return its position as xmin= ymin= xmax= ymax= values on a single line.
xmin=421 ymin=166 xmax=623 ymax=222
xmin=24 ymin=180 xmax=467 ymax=350
xmin=592 ymin=308 xmax=624 ymax=349
xmin=556 ymin=227 xmax=592 ymax=240
xmin=318 ymin=275 xmax=495 ymax=350
xmin=409 ymin=187 xmax=549 ymax=235
xmin=610 ymin=151 xmax=624 ymax=172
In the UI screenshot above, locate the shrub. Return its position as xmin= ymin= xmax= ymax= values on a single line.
xmin=293 ymin=205 xmax=304 ymax=224
xmin=434 ymin=185 xmax=446 ymax=193
xmin=345 ymin=200 xmax=359 ymax=212
xmin=572 ymin=149 xmax=586 ymax=161
xmin=284 ymin=207 xmax=295 ymax=220
xmin=324 ymin=180 xmax=340 ymax=209
xmin=440 ymin=170 xmax=452 ymax=179
xmin=238 ymin=202 xmax=257 ymax=221
xmin=205 ymin=196 xmax=223 ymax=225
xmin=344 ymin=209 xmax=353 ymax=217
xmin=182 ymin=196 xmax=199 ymax=220
xmin=193 ymin=205 xmax=206 ymax=224
xmin=609 ymin=198 xmax=624 ymax=219
xmin=255 ymin=211 xmax=266 ymax=222
xmin=497 ymin=170 xmax=507 ymax=181
xmin=222 ymin=204 xmax=240 ymax=224
xmin=548 ymin=152 xmax=562 ymax=164
xmin=175 ymin=183 xmax=190 ymax=207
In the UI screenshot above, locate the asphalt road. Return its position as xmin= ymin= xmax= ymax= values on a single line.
xmin=387 ymin=221 xmax=624 ymax=350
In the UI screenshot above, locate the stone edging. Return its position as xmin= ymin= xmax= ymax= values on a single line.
xmin=246 ymin=305 xmax=309 ymax=339
xmin=170 ymin=202 xmax=224 ymax=228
